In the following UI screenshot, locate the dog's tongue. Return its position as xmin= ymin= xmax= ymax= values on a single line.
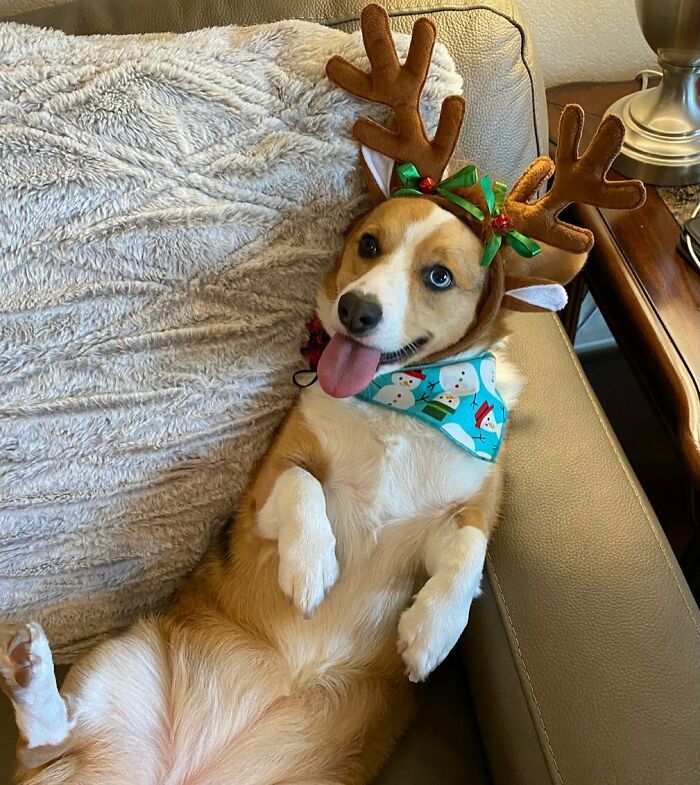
xmin=317 ymin=334 xmax=382 ymax=398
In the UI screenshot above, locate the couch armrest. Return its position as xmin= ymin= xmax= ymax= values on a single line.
xmin=462 ymin=312 xmax=700 ymax=785
xmin=3 ymin=0 xmax=547 ymax=187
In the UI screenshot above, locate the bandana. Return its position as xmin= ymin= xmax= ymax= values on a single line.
xmin=355 ymin=353 xmax=507 ymax=463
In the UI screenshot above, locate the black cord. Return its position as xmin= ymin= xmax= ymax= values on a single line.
xmin=292 ymin=370 xmax=318 ymax=388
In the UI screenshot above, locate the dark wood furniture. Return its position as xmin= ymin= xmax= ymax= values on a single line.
xmin=547 ymin=81 xmax=700 ymax=583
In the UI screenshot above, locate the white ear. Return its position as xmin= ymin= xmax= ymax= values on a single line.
xmin=505 ymin=284 xmax=568 ymax=312
xmin=361 ymin=145 xmax=395 ymax=198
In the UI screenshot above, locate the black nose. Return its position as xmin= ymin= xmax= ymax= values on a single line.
xmin=337 ymin=292 xmax=383 ymax=336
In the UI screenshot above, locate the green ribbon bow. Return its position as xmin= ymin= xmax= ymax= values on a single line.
xmin=478 ymin=176 xmax=541 ymax=267
xmin=390 ymin=161 xmax=541 ymax=268
xmin=392 ymin=162 xmax=485 ymax=222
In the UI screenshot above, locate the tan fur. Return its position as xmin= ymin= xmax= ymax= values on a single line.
xmin=250 ymin=405 xmax=329 ymax=515
xmin=450 ymin=462 xmax=503 ymax=536
xmin=6 ymin=197 xmax=525 ymax=785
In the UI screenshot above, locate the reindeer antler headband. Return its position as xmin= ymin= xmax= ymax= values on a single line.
xmin=326 ymin=4 xmax=645 ymax=356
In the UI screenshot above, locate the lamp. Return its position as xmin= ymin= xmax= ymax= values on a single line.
xmin=606 ymin=0 xmax=700 ymax=185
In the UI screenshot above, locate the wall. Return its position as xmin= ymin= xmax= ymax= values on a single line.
xmin=518 ymin=0 xmax=657 ymax=87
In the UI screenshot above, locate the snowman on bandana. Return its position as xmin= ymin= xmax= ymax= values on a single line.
xmin=474 ymin=401 xmax=502 ymax=437
xmin=438 ymin=362 xmax=480 ymax=398
xmin=421 ymin=390 xmax=460 ymax=421
xmin=422 ymin=361 xmax=480 ymax=421
xmin=372 ymin=369 xmax=425 ymax=410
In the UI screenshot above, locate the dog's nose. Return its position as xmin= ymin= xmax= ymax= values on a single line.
xmin=337 ymin=292 xmax=382 ymax=336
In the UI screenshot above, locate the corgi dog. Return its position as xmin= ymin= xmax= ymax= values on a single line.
xmin=0 ymin=6 xmax=644 ymax=785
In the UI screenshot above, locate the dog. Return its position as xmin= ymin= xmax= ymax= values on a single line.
xmin=0 ymin=6 xmax=644 ymax=784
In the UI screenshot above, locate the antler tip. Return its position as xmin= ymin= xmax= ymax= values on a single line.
xmin=361 ymin=3 xmax=387 ymax=24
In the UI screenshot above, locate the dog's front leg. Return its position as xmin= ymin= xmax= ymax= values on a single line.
xmin=397 ymin=519 xmax=488 ymax=683
xmin=0 ymin=622 xmax=77 ymax=770
xmin=257 ymin=466 xmax=338 ymax=618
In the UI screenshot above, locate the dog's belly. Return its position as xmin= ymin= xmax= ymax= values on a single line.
xmin=303 ymin=385 xmax=490 ymax=525
xmin=266 ymin=387 xmax=492 ymax=666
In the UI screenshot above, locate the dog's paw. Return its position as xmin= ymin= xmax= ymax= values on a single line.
xmin=0 ymin=622 xmax=46 ymax=696
xmin=397 ymin=592 xmax=471 ymax=683
xmin=278 ymin=535 xmax=339 ymax=619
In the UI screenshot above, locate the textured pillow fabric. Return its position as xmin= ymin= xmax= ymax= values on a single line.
xmin=0 ymin=20 xmax=461 ymax=660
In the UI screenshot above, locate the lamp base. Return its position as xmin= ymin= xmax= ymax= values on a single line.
xmin=605 ymin=60 xmax=700 ymax=186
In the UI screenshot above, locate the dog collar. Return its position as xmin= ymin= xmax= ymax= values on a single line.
xmin=355 ymin=352 xmax=507 ymax=462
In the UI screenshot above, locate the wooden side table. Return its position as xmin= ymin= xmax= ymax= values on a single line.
xmin=547 ymin=81 xmax=700 ymax=586
xmin=548 ymin=81 xmax=700 ymax=485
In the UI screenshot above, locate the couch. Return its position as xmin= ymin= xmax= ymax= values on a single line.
xmin=1 ymin=2 xmax=699 ymax=784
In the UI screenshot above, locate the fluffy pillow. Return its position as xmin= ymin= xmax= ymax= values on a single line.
xmin=0 ymin=20 xmax=460 ymax=660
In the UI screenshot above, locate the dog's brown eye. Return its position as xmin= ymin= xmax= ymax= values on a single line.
xmin=424 ymin=265 xmax=453 ymax=291
xmin=359 ymin=233 xmax=380 ymax=258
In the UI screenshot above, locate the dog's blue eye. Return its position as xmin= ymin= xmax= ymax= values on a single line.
xmin=359 ymin=233 xmax=380 ymax=258
xmin=425 ymin=265 xmax=453 ymax=290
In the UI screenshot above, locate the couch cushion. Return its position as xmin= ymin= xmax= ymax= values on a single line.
xmin=0 ymin=19 xmax=461 ymax=659
xmin=3 ymin=0 xmax=547 ymax=189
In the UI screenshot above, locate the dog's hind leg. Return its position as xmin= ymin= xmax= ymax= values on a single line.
xmin=0 ymin=622 xmax=76 ymax=770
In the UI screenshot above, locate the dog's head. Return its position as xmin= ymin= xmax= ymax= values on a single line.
xmin=316 ymin=195 xmax=589 ymax=398
xmin=316 ymin=4 xmax=645 ymax=398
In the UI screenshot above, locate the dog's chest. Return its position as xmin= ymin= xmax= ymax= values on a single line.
xmin=301 ymin=388 xmax=490 ymax=526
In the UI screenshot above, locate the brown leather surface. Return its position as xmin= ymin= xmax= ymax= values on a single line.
xmin=468 ymin=311 xmax=700 ymax=785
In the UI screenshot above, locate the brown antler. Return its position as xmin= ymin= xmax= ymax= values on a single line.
xmin=325 ymin=3 xmax=465 ymax=182
xmin=505 ymin=104 xmax=646 ymax=254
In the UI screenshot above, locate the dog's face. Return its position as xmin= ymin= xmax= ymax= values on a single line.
xmin=318 ymin=197 xmax=487 ymax=370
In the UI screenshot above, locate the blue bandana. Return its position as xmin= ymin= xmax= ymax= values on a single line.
xmin=355 ymin=352 xmax=507 ymax=462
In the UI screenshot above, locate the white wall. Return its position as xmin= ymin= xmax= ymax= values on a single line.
xmin=518 ymin=0 xmax=657 ymax=87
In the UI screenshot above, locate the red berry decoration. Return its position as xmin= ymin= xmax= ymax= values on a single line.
xmin=418 ymin=176 xmax=436 ymax=194
xmin=491 ymin=213 xmax=511 ymax=232
xmin=300 ymin=315 xmax=330 ymax=371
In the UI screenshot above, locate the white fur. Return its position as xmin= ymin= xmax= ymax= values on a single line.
xmin=398 ymin=524 xmax=487 ymax=682
xmin=1 ymin=623 xmax=74 ymax=749
xmin=1 ymin=213 xmax=525 ymax=782
xmin=258 ymin=466 xmax=339 ymax=617
xmin=289 ymin=382 xmax=497 ymax=676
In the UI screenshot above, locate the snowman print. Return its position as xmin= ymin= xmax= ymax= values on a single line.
xmin=372 ymin=370 xmax=425 ymax=410
xmin=422 ymin=390 xmax=461 ymax=422
xmin=438 ymin=362 xmax=480 ymax=398
xmin=479 ymin=355 xmax=497 ymax=396
xmin=474 ymin=401 xmax=502 ymax=437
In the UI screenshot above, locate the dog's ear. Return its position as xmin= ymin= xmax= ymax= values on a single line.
xmin=360 ymin=145 xmax=395 ymax=204
xmin=499 ymin=242 xmax=583 ymax=313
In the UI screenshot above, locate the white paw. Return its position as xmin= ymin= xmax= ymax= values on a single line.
xmin=397 ymin=591 xmax=472 ymax=683
xmin=0 ymin=622 xmax=71 ymax=749
xmin=278 ymin=535 xmax=339 ymax=618
xmin=0 ymin=622 xmax=46 ymax=696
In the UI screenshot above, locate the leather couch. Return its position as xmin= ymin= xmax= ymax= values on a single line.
xmin=1 ymin=2 xmax=699 ymax=784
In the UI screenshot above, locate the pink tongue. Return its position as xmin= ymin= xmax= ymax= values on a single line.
xmin=317 ymin=334 xmax=382 ymax=398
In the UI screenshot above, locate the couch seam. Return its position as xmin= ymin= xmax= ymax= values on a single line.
xmin=486 ymin=554 xmax=564 ymax=785
xmin=553 ymin=314 xmax=700 ymax=637
xmin=325 ymin=5 xmax=542 ymax=158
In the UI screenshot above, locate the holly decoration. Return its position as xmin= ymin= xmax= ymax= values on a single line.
xmin=392 ymin=162 xmax=485 ymax=221
xmin=479 ymin=176 xmax=541 ymax=267
xmin=491 ymin=213 xmax=511 ymax=232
